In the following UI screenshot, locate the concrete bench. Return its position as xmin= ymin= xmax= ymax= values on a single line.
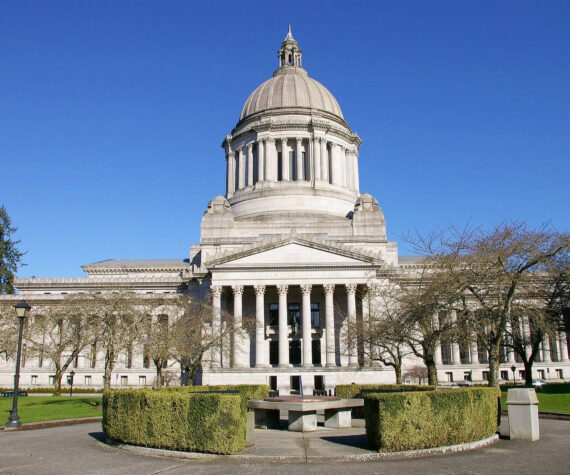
xmin=247 ymin=398 xmax=364 ymax=432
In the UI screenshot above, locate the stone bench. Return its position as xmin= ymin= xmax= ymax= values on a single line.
xmin=247 ymin=398 xmax=364 ymax=432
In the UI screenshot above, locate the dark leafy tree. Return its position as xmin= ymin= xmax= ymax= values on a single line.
xmin=0 ymin=205 xmax=25 ymax=294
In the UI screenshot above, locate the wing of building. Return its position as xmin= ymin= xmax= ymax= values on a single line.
xmin=2 ymin=28 xmax=568 ymax=392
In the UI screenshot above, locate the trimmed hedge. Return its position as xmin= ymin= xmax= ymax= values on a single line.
xmin=336 ymin=384 xmax=435 ymax=399
xmin=162 ymin=384 xmax=269 ymax=411
xmin=103 ymin=389 xmax=246 ymax=454
xmin=365 ymin=387 xmax=499 ymax=452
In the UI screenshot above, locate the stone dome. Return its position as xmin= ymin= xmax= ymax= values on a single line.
xmin=239 ymin=68 xmax=344 ymax=121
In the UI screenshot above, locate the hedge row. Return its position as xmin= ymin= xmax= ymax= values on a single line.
xmin=161 ymin=384 xmax=269 ymax=411
xmin=1 ymin=387 xmax=104 ymax=394
xmin=365 ymin=387 xmax=499 ymax=452
xmin=336 ymin=384 xmax=435 ymax=399
xmin=103 ymin=389 xmax=246 ymax=454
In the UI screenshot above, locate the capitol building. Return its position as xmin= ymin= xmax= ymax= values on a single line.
xmin=2 ymin=29 xmax=568 ymax=393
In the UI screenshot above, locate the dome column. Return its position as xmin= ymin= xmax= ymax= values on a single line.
xmin=266 ymin=138 xmax=277 ymax=181
xmin=281 ymin=138 xmax=290 ymax=181
xmin=257 ymin=138 xmax=265 ymax=182
xmin=321 ymin=140 xmax=329 ymax=182
xmin=226 ymin=151 xmax=235 ymax=197
xmin=313 ymin=137 xmax=321 ymax=181
xmin=237 ymin=147 xmax=246 ymax=190
xmin=352 ymin=150 xmax=360 ymax=192
xmin=331 ymin=143 xmax=343 ymax=186
xmin=247 ymin=143 xmax=254 ymax=187
xmin=296 ymin=138 xmax=304 ymax=181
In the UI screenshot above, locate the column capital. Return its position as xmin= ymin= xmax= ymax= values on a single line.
xmin=211 ymin=286 xmax=223 ymax=297
xmin=232 ymin=285 xmax=244 ymax=296
xmin=296 ymin=137 xmax=303 ymax=145
xmin=266 ymin=137 xmax=275 ymax=144
xmin=345 ymin=283 xmax=357 ymax=295
xmin=300 ymin=283 xmax=312 ymax=295
xmin=254 ymin=285 xmax=266 ymax=296
xmin=280 ymin=137 xmax=288 ymax=145
xmin=247 ymin=142 xmax=253 ymax=151
xmin=227 ymin=150 xmax=235 ymax=159
xmin=277 ymin=284 xmax=289 ymax=296
xmin=323 ymin=283 xmax=335 ymax=295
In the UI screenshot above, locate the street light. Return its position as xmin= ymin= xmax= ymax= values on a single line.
xmin=511 ymin=365 xmax=516 ymax=386
xmin=5 ymin=300 xmax=31 ymax=430
xmin=69 ymin=370 xmax=75 ymax=397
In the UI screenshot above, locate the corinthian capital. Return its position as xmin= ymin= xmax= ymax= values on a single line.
xmin=277 ymin=284 xmax=289 ymax=296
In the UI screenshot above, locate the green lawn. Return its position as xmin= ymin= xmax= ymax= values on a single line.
xmin=0 ymin=396 xmax=102 ymax=425
xmin=500 ymin=383 xmax=570 ymax=413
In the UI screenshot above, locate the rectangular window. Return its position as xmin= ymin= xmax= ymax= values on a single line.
xmin=519 ymin=370 xmax=526 ymax=379
xmin=314 ymin=375 xmax=324 ymax=391
xmin=441 ymin=342 xmax=452 ymax=365
xmin=537 ymin=369 xmax=545 ymax=380
xmin=290 ymin=150 xmax=296 ymax=180
xmin=312 ymin=340 xmax=321 ymax=365
xmin=269 ymin=340 xmax=279 ymax=366
xmin=464 ymin=371 xmax=472 ymax=382
xmin=38 ymin=352 xmax=43 ymax=368
xmin=482 ymin=371 xmax=489 ymax=381
xmin=84 ymin=375 xmax=92 ymax=386
xmin=303 ymin=151 xmax=308 ymax=180
xmin=556 ymin=369 xmax=563 ymax=379
xmin=49 ymin=375 xmax=55 ymax=386
xmin=121 ymin=376 xmax=128 ymax=387
xmin=290 ymin=375 xmax=301 ymax=392
xmin=31 ymin=375 xmax=38 ymax=386
xmin=290 ymin=340 xmax=301 ymax=365
xmin=269 ymin=375 xmax=277 ymax=391
xmin=139 ymin=376 xmax=146 ymax=386
xmin=268 ymin=303 xmax=279 ymax=326
xmin=311 ymin=303 xmax=320 ymax=327
xmin=73 ymin=354 xmax=79 ymax=368
xmin=277 ymin=152 xmax=283 ymax=181
xmin=500 ymin=370 xmax=509 ymax=381
xmin=445 ymin=372 xmax=453 ymax=382
xmin=288 ymin=303 xmax=300 ymax=328
xmin=253 ymin=147 xmax=259 ymax=183
xmin=460 ymin=344 xmax=471 ymax=364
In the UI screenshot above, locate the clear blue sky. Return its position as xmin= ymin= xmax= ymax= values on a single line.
xmin=2 ymin=1 xmax=569 ymax=278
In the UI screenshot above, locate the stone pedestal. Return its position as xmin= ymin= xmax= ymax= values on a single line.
xmin=288 ymin=410 xmax=317 ymax=432
xmin=324 ymin=408 xmax=351 ymax=428
xmin=507 ymin=388 xmax=540 ymax=441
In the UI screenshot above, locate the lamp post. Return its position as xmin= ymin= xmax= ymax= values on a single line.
xmin=511 ymin=365 xmax=516 ymax=386
xmin=5 ymin=300 xmax=31 ymax=429
xmin=69 ymin=370 xmax=75 ymax=397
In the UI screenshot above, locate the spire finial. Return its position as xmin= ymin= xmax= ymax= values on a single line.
xmin=277 ymin=25 xmax=302 ymax=70
xmin=284 ymin=25 xmax=294 ymax=41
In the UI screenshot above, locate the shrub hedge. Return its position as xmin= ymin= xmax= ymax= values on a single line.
xmin=103 ymin=389 xmax=246 ymax=454
xmin=365 ymin=387 xmax=499 ymax=452
xmin=336 ymin=384 xmax=435 ymax=399
xmin=163 ymin=384 xmax=269 ymax=411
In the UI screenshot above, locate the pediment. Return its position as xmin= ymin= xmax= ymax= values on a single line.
xmin=209 ymin=237 xmax=382 ymax=269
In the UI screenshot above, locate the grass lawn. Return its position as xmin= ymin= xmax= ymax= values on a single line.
xmin=0 ymin=396 xmax=102 ymax=425
xmin=500 ymin=383 xmax=570 ymax=413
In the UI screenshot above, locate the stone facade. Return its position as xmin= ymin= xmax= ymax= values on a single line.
xmin=1 ymin=29 xmax=568 ymax=392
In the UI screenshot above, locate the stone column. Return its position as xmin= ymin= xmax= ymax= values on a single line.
xmin=281 ymin=138 xmax=289 ymax=181
xmin=560 ymin=331 xmax=569 ymax=362
xmin=345 ymin=150 xmax=352 ymax=190
xmin=301 ymin=284 xmax=313 ymax=367
xmin=232 ymin=285 xmax=246 ymax=368
xmin=237 ymin=148 xmax=245 ymax=190
xmin=257 ymin=139 xmax=265 ymax=182
xmin=346 ymin=284 xmax=358 ymax=367
xmin=450 ymin=310 xmax=461 ymax=364
xmin=324 ymin=284 xmax=336 ymax=367
xmin=296 ymin=138 xmax=304 ymax=181
xmin=506 ymin=321 xmax=516 ymax=363
xmin=522 ymin=318 xmax=532 ymax=359
xmin=354 ymin=151 xmax=360 ymax=191
xmin=321 ymin=140 xmax=329 ymax=182
xmin=470 ymin=335 xmax=479 ymax=364
xmin=266 ymin=138 xmax=276 ymax=181
xmin=277 ymin=284 xmax=289 ymax=367
xmin=542 ymin=337 xmax=552 ymax=362
xmin=226 ymin=151 xmax=235 ymax=197
xmin=254 ymin=285 xmax=266 ymax=368
xmin=361 ymin=286 xmax=371 ymax=366
xmin=432 ymin=312 xmax=442 ymax=365
xmin=313 ymin=137 xmax=321 ymax=181
xmin=211 ymin=286 xmax=223 ymax=368
xmin=247 ymin=143 xmax=253 ymax=187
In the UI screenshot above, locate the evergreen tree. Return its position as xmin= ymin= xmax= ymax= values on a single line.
xmin=0 ymin=205 xmax=25 ymax=294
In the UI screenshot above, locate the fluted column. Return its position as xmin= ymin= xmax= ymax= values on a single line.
xmin=352 ymin=150 xmax=360 ymax=192
xmin=560 ymin=331 xmax=569 ymax=362
xmin=321 ymin=140 xmax=329 ymax=182
xmin=226 ymin=151 xmax=235 ymax=197
xmin=324 ymin=284 xmax=336 ymax=367
xmin=522 ymin=318 xmax=532 ymax=359
xmin=266 ymin=138 xmax=277 ymax=181
xmin=280 ymin=138 xmax=289 ymax=181
xmin=450 ymin=310 xmax=461 ymax=364
xmin=543 ymin=337 xmax=552 ymax=362
xmin=257 ymin=139 xmax=265 ymax=182
xmin=254 ymin=285 xmax=267 ymax=368
xmin=277 ymin=284 xmax=289 ymax=367
xmin=300 ymin=284 xmax=313 ymax=367
xmin=470 ymin=334 xmax=479 ymax=364
xmin=237 ymin=148 xmax=245 ymax=190
xmin=361 ymin=286 xmax=371 ymax=366
xmin=432 ymin=312 xmax=442 ymax=365
xmin=232 ymin=286 xmax=246 ymax=368
xmin=344 ymin=150 xmax=351 ymax=190
xmin=346 ymin=284 xmax=358 ymax=367
xmin=313 ymin=137 xmax=321 ymax=181
xmin=247 ymin=143 xmax=253 ymax=187
xmin=296 ymin=138 xmax=304 ymax=181
xmin=211 ymin=286 xmax=223 ymax=368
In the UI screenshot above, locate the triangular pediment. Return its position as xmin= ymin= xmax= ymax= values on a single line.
xmin=209 ymin=236 xmax=382 ymax=269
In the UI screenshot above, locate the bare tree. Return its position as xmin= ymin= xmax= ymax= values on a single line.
xmin=403 ymin=365 xmax=428 ymax=385
xmin=25 ymin=298 xmax=95 ymax=394
xmin=0 ymin=303 xmax=19 ymax=360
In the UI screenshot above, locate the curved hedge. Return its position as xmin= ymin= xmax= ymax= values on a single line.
xmin=336 ymin=384 xmax=435 ymax=399
xmin=365 ymin=387 xmax=499 ymax=452
xmin=163 ymin=384 xmax=269 ymax=411
xmin=103 ymin=389 xmax=246 ymax=454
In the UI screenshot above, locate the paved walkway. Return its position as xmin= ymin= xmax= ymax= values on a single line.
xmin=0 ymin=418 xmax=569 ymax=474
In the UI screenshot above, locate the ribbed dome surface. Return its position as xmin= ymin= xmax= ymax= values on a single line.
xmin=239 ymin=68 xmax=344 ymax=121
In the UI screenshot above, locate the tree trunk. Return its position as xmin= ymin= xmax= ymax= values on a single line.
xmin=53 ymin=370 xmax=63 ymax=396
xmin=104 ymin=347 xmax=114 ymax=390
xmin=524 ymin=360 xmax=533 ymax=386
xmin=155 ymin=362 xmax=163 ymax=388
xmin=394 ymin=363 xmax=402 ymax=385
xmin=426 ymin=361 xmax=438 ymax=386
xmin=488 ymin=354 xmax=500 ymax=387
